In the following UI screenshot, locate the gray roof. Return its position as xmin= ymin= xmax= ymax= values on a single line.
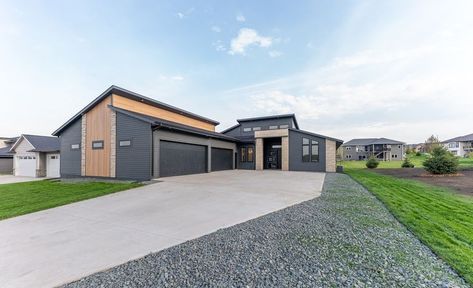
xmin=53 ymin=85 xmax=220 ymax=136
xmin=236 ymin=114 xmax=300 ymax=129
xmin=0 ymin=146 xmax=13 ymax=158
xmin=10 ymin=135 xmax=60 ymax=153
xmin=343 ymin=138 xmax=405 ymax=146
xmin=110 ymin=106 xmax=239 ymax=143
xmin=443 ymin=133 xmax=473 ymax=143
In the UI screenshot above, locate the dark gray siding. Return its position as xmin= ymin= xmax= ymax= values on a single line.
xmin=116 ymin=112 xmax=153 ymax=181
xmin=59 ymin=118 xmax=82 ymax=177
xmin=160 ymin=141 xmax=207 ymax=177
xmin=0 ymin=158 xmax=13 ymax=174
xmin=211 ymin=147 xmax=233 ymax=171
xmin=223 ymin=117 xmax=294 ymax=138
xmin=222 ymin=126 xmax=241 ymax=137
xmin=289 ymin=130 xmax=326 ymax=172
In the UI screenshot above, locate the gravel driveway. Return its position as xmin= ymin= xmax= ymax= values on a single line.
xmin=64 ymin=173 xmax=467 ymax=287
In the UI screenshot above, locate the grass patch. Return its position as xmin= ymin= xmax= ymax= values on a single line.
xmin=340 ymin=154 xmax=473 ymax=169
xmin=0 ymin=180 xmax=141 ymax=220
xmin=345 ymin=168 xmax=473 ymax=284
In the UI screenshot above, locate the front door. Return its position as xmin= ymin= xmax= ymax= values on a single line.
xmin=266 ymin=148 xmax=281 ymax=169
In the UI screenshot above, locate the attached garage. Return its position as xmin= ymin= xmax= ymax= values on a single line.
xmin=15 ymin=155 xmax=37 ymax=177
xmin=159 ymin=141 xmax=207 ymax=177
xmin=47 ymin=154 xmax=60 ymax=178
xmin=211 ymin=148 xmax=233 ymax=171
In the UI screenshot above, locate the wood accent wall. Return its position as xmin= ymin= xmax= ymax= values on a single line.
xmin=112 ymin=94 xmax=216 ymax=131
xmin=85 ymin=96 xmax=112 ymax=177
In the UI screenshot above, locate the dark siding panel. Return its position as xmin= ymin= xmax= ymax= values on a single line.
xmin=0 ymin=158 xmax=13 ymax=173
xmin=222 ymin=126 xmax=241 ymax=137
xmin=59 ymin=118 xmax=82 ymax=177
xmin=116 ymin=113 xmax=152 ymax=181
xmin=223 ymin=117 xmax=294 ymax=138
xmin=289 ymin=130 xmax=326 ymax=172
xmin=160 ymin=141 xmax=207 ymax=177
xmin=211 ymin=148 xmax=232 ymax=171
xmin=237 ymin=144 xmax=255 ymax=170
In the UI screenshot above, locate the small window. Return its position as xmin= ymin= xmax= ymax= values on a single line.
xmin=279 ymin=124 xmax=289 ymax=129
xmin=302 ymin=138 xmax=310 ymax=162
xmin=71 ymin=144 xmax=80 ymax=150
xmin=92 ymin=140 xmax=104 ymax=150
xmin=119 ymin=140 xmax=131 ymax=147
xmin=247 ymin=147 xmax=254 ymax=162
xmin=269 ymin=125 xmax=278 ymax=130
xmin=241 ymin=147 xmax=247 ymax=162
xmin=252 ymin=127 xmax=261 ymax=131
xmin=243 ymin=128 xmax=252 ymax=132
xmin=311 ymin=140 xmax=319 ymax=162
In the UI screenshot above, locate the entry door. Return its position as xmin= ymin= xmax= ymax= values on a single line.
xmin=266 ymin=148 xmax=281 ymax=169
xmin=47 ymin=154 xmax=60 ymax=178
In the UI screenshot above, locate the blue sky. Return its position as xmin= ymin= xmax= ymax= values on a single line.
xmin=1 ymin=0 xmax=472 ymax=143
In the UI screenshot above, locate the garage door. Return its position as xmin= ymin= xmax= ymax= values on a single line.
xmin=15 ymin=155 xmax=36 ymax=177
xmin=159 ymin=141 xmax=207 ymax=177
xmin=211 ymin=148 xmax=233 ymax=171
xmin=47 ymin=154 xmax=60 ymax=178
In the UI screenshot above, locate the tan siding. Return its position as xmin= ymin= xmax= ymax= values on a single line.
xmin=325 ymin=139 xmax=336 ymax=172
xmin=85 ymin=96 xmax=112 ymax=177
xmin=112 ymin=94 xmax=216 ymax=132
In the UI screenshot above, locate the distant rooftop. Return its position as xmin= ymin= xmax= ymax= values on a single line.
xmin=343 ymin=138 xmax=405 ymax=146
xmin=443 ymin=133 xmax=473 ymax=143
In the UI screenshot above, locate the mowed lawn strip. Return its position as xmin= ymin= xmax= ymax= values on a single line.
xmin=340 ymin=154 xmax=473 ymax=169
xmin=0 ymin=180 xmax=141 ymax=220
xmin=345 ymin=168 xmax=473 ymax=285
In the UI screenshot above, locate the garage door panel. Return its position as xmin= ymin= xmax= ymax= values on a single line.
xmin=15 ymin=155 xmax=36 ymax=177
xmin=160 ymin=141 xmax=207 ymax=177
xmin=211 ymin=148 xmax=233 ymax=171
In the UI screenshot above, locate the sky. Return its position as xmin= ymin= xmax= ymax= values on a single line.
xmin=0 ymin=0 xmax=472 ymax=143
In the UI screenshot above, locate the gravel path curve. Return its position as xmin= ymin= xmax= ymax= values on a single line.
xmin=64 ymin=173 xmax=467 ymax=287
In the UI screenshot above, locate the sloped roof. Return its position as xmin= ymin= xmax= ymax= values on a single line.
xmin=236 ymin=114 xmax=299 ymax=129
xmin=53 ymin=85 xmax=219 ymax=136
xmin=0 ymin=146 xmax=13 ymax=158
xmin=110 ymin=106 xmax=239 ymax=143
xmin=443 ymin=133 xmax=473 ymax=143
xmin=10 ymin=135 xmax=60 ymax=153
xmin=343 ymin=138 xmax=405 ymax=146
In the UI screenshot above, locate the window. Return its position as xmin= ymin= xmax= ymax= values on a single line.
xmin=119 ymin=140 xmax=131 ymax=147
xmin=71 ymin=144 xmax=80 ymax=150
xmin=346 ymin=146 xmax=351 ymax=150
xmin=92 ymin=140 xmax=104 ymax=150
xmin=247 ymin=147 xmax=254 ymax=162
xmin=50 ymin=155 xmax=59 ymax=159
xmin=279 ymin=124 xmax=289 ymax=129
xmin=302 ymin=138 xmax=310 ymax=162
xmin=311 ymin=140 xmax=319 ymax=162
xmin=269 ymin=125 xmax=278 ymax=130
xmin=243 ymin=127 xmax=252 ymax=132
xmin=346 ymin=154 xmax=352 ymax=159
xmin=240 ymin=147 xmax=247 ymax=162
xmin=252 ymin=127 xmax=261 ymax=131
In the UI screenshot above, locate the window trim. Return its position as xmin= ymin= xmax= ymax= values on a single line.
xmin=119 ymin=139 xmax=132 ymax=147
xmin=302 ymin=137 xmax=310 ymax=162
xmin=311 ymin=140 xmax=319 ymax=162
xmin=92 ymin=140 xmax=104 ymax=150
xmin=71 ymin=143 xmax=80 ymax=150
xmin=241 ymin=147 xmax=247 ymax=162
xmin=252 ymin=127 xmax=261 ymax=131
xmin=243 ymin=127 xmax=252 ymax=132
xmin=279 ymin=124 xmax=289 ymax=129
xmin=269 ymin=125 xmax=278 ymax=130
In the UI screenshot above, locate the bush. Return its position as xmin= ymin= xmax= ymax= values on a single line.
xmin=423 ymin=147 xmax=459 ymax=174
xmin=401 ymin=158 xmax=415 ymax=168
xmin=366 ymin=156 xmax=379 ymax=169
xmin=415 ymin=151 xmax=422 ymax=156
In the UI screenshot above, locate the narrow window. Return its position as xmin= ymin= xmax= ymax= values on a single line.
xmin=302 ymin=138 xmax=310 ymax=162
xmin=241 ymin=147 xmax=247 ymax=162
xmin=279 ymin=124 xmax=289 ymax=129
xmin=252 ymin=127 xmax=261 ymax=131
xmin=269 ymin=125 xmax=278 ymax=130
xmin=247 ymin=147 xmax=254 ymax=162
xmin=71 ymin=144 xmax=80 ymax=150
xmin=311 ymin=140 xmax=319 ymax=162
xmin=119 ymin=140 xmax=131 ymax=147
xmin=243 ymin=127 xmax=251 ymax=132
xmin=92 ymin=140 xmax=104 ymax=150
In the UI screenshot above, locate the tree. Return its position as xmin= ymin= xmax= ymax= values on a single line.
xmin=423 ymin=146 xmax=459 ymax=174
xmin=366 ymin=156 xmax=379 ymax=169
xmin=401 ymin=157 xmax=415 ymax=168
xmin=424 ymin=135 xmax=441 ymax=154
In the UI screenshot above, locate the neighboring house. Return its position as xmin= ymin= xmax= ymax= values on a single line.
xmin=406 ymin=143 xmax=425 ymax=153
xmin=222 ymin=115 xmax=342 ymax=172
xmin=442 ymin=133 xmax=473 ymax=157
xmin=9 ymin=135 xmax=60 ymax=177
xmin=342 ymin=138 xmax=405 ymax=161
xmin=0 ymin=137 xmax=17 ymax=174
xmin=53 ymin=86 xmax=343 ymax=181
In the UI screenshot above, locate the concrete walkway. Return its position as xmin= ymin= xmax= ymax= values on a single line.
xmin=0 ymin=175 xmax=46 ymax=184
xmin=0 ymin=170 xmax=325 ymax=288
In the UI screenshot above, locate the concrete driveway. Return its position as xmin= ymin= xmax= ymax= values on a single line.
xmin=0 ymin=175 xmax=45 ymax=184
xmin=0 ymin=170 xmax=325 ymax=288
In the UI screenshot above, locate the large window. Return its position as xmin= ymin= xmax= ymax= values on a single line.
xmin=240 ymin=146 xmax=254 ymax=162
xmin=311 ymin=140 xmax=319 ymax=162
xmin=302 ymin=138 xmax=310 ymax=162
xmin=240 ymin=147 xmax=247 ymax=162
xmin=247 ymin=147 xmax=254 ymax=162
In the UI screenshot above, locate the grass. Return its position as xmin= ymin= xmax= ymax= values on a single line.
xmin=345 ymin=168 xmax=473 ymax=284
xmin=340 ymin=154 xmax=473 ymax=169
xmin=0 ymin=180 xmax=141 ymax=220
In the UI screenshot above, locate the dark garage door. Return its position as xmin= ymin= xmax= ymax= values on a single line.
xmin=159 ymin=141 xmax=207 ymax=177
xmin=211 ymin=148 xmax=233 ymax=171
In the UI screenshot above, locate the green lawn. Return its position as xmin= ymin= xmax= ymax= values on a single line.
xmin=345 ymin=168 xmax=473 ymax=284
xmin=0 ymin=180 xmax=141 ymax=220
xmin=340 ymin=154 xmax=473 ymax=169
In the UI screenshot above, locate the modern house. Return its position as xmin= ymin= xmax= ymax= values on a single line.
xmin=342 ymin=138 xmax=405 ymax=161
xmin=53 ymin=86 xmax=342 ymax=181
xmin=9 ymin=135 xmax=60 ymax=177
xmin=0 ymin=137 xmax=17 ymax=174
xmin=443 ymin=133 xmax=473 ymax=157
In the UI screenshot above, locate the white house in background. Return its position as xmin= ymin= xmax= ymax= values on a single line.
xmin=9 ymin=135 xmax=60 ymax=178
xmin=442 ymin=133 xmax=473 ymax=157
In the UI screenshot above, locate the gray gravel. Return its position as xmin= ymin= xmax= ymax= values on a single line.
xmin=64 ymin=173 xmax=467 ymax=287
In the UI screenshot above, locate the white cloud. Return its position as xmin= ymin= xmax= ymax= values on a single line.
xmin=236 ymin=13 xmax=246 ymax=22
xmin=229 ymin=28 xmax=272 ymax=55
xmin=176 ymin=8 xmax=194 ymax=19
xmin=211 ymin=26 xmax=221 ymax=33
xmin=212 ymin=40 xmax=226 ymax=52
xmin=268 ymin=50 xmax=283 ymax=58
